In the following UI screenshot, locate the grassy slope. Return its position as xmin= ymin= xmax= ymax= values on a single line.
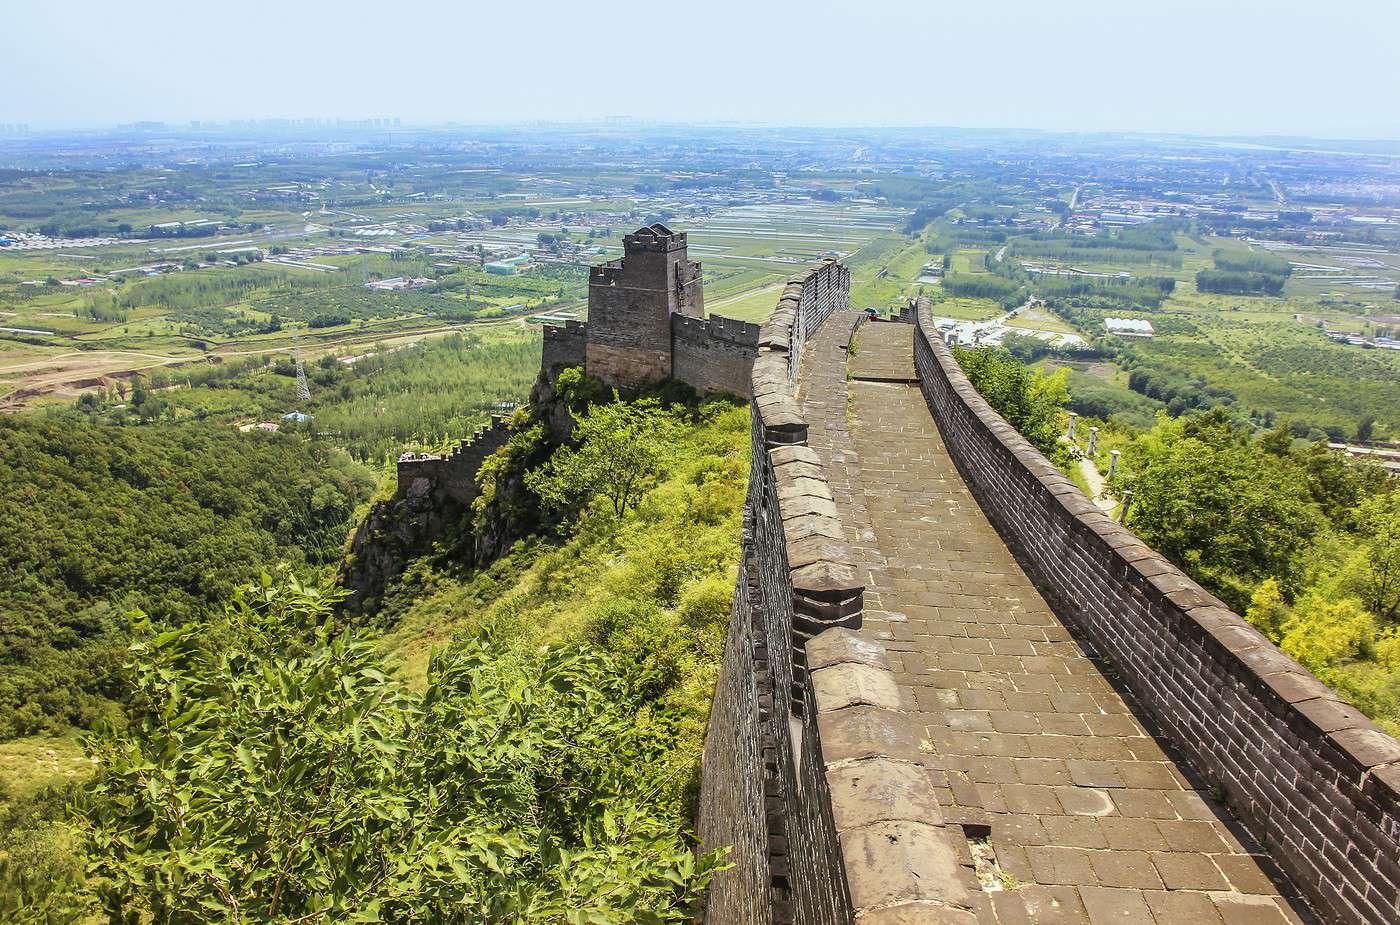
xmin=378 ymin=400 xmax=750 ymax=690
xmin=366 ymin=398 xmax=750 ymax=814
xmin=0 ymin=736 xmax=90 ymax=801
xmin=0 ymin=398 xmax=752 ymax=915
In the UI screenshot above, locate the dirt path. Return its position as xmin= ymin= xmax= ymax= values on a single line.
xmin=1078 ymin=457 xmax=1117 ymax=514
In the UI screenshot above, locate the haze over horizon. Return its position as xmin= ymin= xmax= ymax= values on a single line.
xmin=3 ymin=0 xmax=1399 ymax=140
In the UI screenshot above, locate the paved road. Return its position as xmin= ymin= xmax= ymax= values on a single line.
xmin=799 ymin=314 xmax=1312 ymax=925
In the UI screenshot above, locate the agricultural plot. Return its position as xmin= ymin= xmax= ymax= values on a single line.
xmin=1053 ymin=235 xmax=1400 ymax=438
xmin=686 ymin=202 xmax=907 ymax=320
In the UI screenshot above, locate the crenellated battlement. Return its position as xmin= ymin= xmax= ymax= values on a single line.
xmin=670 ymin=313 xmax=760 ymax=345
xmin=395 ymin=413 xmax=512 ymax=506
xmin=585 ymin=223 xmax=705 ymax=388
xmin=589 ymin=262 xmax=626 ymax=284
xmin=541 ymin=319 xmax=588 ymax=373
xmin=622 ymin=223 xmax=687 ymax=253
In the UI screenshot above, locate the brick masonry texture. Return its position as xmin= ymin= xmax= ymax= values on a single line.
xmin=671 ymin=314 xmax=760 ymax=397
xmin=395 ymin=224 xmax=762 ymax=500
xmin=553 ymin=224 xmax=761 ymax=397
xmin=905 ymin=296 xmax=1400 ymax=924
xmin=540 ymin=319 xmax=587 ymax=374
xmin=586 ymin=223 xmax=707 ymax=390
xmin=806 ymin=314 xmax=1315 ymax=924
xmin=700 ymin=263 xmax=978 ymax=925
xmin=394 ymin=414 xmax=512 ymax=507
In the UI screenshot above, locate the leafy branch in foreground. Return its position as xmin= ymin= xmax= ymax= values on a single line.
xmin=81 ymin=572 xmax=725 ymax=923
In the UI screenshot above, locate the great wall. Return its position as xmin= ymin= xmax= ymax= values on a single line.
xmin=384 ymin=227 xmax=1399 ymax=924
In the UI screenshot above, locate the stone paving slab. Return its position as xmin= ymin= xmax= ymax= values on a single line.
xmin=849 ymin=319 xmax=918 ymax=382
xmin=799 ymin=313 xmax=1314 ymax=925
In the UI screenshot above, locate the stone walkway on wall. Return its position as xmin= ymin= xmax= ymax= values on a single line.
xmin=798 ymin=313 xmax=1314 ymax=925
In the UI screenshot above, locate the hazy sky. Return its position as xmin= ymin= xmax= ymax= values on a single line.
xmin=4 ymin=0 xmax=1398 ymax=138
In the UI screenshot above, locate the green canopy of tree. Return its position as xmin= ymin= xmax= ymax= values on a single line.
xmin=0 ymin=416 xmax=374 ymax=740
xmin=526 ymin=398 xmax=676 ymax=519
xmin=1118 ymin=413 xmax=1329 ymax=607
xmin=1110 ymin=410 xmax=1399 ymax=733
xmin=76 ymin=573 xmax=724 ymax=923
xmin=954 ymin=345 xmax=1070 ymax=459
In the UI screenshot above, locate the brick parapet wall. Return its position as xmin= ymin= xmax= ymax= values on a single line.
xmin=698 ymin=530 xmax=773 ymax=925
xmin=541 ymin=320 xmax=587 ymax=372
xmin=395 ymin=414 xmax=513 ymax=505
xmin=671 ymin=314 xmax=760 ymax=397
xmin=910 ymin=297 xmax=1400 ymax=925
xmin=758 ymin=259 xmax=850 ymax=381
xmin=700 ymin=263 xmax=976 ymax=924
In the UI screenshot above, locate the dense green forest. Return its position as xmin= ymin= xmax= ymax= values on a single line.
xmin=1005 ymin=221 xmax=1185 ymax=268
xmin=1115 ymin=412 xmax=1400 ymax=736
xmin=2 ymin=391 xmax=746 ymax=923
xmin=935 ymin=226 xmax=1178 ymax=312
xmin=1194 ymin=247 xmax=1291 ymax=296
xmin=84 ymin=330 xmax=543 ymax=462
xmin=0 ymin=416 xmax=375 ymax=741
xmin=953 ymin=345 xmax=1070 ymax=462
xmin=1195 ymin=268 xmax=1287 ymax=296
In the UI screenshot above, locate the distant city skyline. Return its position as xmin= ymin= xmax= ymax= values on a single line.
xmin=4 ymin=0 xmax=1399 ymax=140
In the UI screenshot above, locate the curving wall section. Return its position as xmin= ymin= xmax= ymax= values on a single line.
xmin=908 ymin=296 xmax=1400 ymax=925
xmin=699 ymin=265 xmax=978 ymax=925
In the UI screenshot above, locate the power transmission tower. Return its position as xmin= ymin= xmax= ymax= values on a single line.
xmin=293 ymin=328 xmax=311 ymax=403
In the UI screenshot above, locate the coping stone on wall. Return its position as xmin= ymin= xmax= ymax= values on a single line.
xmin=806 ymin=625 xmax=979 ymax=921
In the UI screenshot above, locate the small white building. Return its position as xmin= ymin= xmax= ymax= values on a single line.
xmin=1104 ymin=317 xmax=1155 ymax=338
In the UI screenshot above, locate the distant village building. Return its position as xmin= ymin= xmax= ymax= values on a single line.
xmin=365 ymin=276 xmax=432 ymax=291
xmin=484 ymin=254 xmax=531 ymax=275
xmin=1329 ymin=442 xmax=1400 ymax=478
xmin=1104 ymin=317 xmax=1155 ymax=338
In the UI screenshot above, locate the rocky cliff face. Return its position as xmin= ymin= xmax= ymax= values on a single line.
xmin=339 ymin=475 xmax=469 ymax=614
xmin=339 ymin=368 xmax=573 ymax=614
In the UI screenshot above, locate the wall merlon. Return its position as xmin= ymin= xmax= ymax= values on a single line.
xmin=706 ymin=257 xmax=959 ymax=925
xmin=838 ymin=822 xmax=973 ymax=914
xmin=784 ymin=537 xmax=849 ymax=572
xmin=815 ymin=704 xmax=926 ymax=766
xmin=771 ymin=444 xmax=824 ymax=467
xmin=778 ymin=494 xmax=839 ymax=521
xmin=590 ymin=262 xmax=625 ymax=282
xmin=790 ymin=560 xmax=861 ymax=598
xmin=782 ymin=513 xmax=845 ymax=545
xmin=811 ymin=663 xmax=906 ymax=713
xmin=855 ymin=903 xmax=979 ymax=925
xmin=394 ymin=413 xmax=513 ymax=504
xmin=825 ymin=758 xmax=945 ymax=830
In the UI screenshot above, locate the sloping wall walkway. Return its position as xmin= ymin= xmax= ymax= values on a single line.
xmin=799 ymin=315 xmax=1314 ymax=924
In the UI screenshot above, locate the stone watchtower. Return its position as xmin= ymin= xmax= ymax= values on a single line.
xmin=586 ymin=223 xmax=704 ymax=389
